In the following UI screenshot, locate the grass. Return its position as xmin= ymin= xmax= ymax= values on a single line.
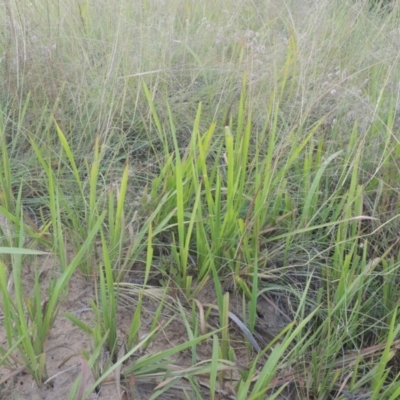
xmin=1 ymin=0 xmax=400 ymax=398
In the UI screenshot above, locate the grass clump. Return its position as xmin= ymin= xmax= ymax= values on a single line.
xmin=1 ymin=0 xmax=400 ymax=399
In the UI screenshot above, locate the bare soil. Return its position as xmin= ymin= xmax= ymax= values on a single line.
xmin=0 ymin=250 xmax=287 ymax=400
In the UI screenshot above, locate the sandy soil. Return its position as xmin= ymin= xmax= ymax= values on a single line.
xmin=0 ymin=249 xmax=288 ymax=400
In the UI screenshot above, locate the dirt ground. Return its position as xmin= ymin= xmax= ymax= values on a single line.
xmin=0 ymin=249 xmax=288 ymax=400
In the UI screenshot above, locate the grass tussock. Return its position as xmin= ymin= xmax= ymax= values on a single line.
xmin=1 ymin=0 xmax=400 ymax=399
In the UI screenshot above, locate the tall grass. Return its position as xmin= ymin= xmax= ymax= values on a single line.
xmin=1 ymin=0 xmax=400 ymax=398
